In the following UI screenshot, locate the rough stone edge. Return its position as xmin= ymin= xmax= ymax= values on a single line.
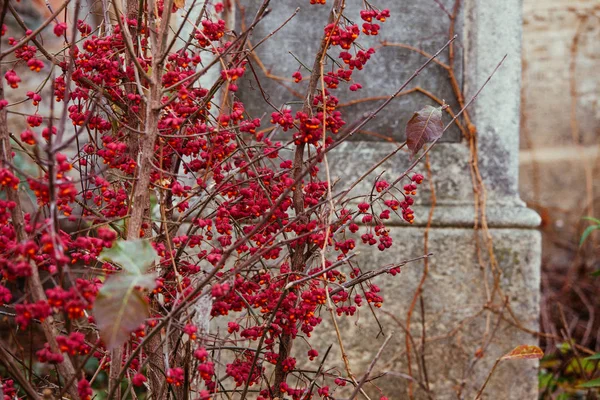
xmin=345 ymin=202 xmax=541 ymax=228
xmin=464 ymin=0 xmax=524 ymax=202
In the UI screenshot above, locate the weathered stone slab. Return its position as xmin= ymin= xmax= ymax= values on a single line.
xmin=305 ymin=227 xmax=540 ymax=400
xmin=237 ymin=0 xmax=463 ymax=142
xmin=235 ymin=0 xmax=541 ymax=398
xmin=521 ymin=2 xmax=600 ymax=149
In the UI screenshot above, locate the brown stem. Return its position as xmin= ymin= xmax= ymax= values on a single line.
xmin=107 ymin=0 xmax=144 ymax=396
xmin=474 ymin=358 xmax=501 ymax=400
xmin=273 ymin=0 xmax=344 ymax=393
xmin=108 ymin=0 xmax=169 ymax=397
xmin=347 ymin=334 xmax=393 ymax=400
xmin=0 ymin=343 xmax=41 ymax=399
xmin=404 ymin=152 xmax=436 ymax=399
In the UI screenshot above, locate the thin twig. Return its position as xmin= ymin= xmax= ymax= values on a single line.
xmin=0 ymin=0 xmax=70 ymax=59
xmin=347 ymin=334 xmax=394 ymax=400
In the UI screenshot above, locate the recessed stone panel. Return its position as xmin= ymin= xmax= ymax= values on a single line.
xmin=237 ymin=0 xmax=463 ymax=143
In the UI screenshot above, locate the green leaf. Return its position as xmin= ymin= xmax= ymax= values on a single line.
xmin=93 ymin=273 xmax=157 ymax=350
xmin=592 ymin=269 xmax=600 ymax=277
xmin=99 ymin=239 xmax=158 ymax=275
xmin=558 ymin=342 xmax=572 ymax=353
xmin=538 ymin=370 xmax=555 ymax=389
xmin=582 ymin=216 xmax=600 ymax=224
xmin=94 ymin=240 xmax=159 ymax=349
xmin=586 ymin=353 xmax=600 ymax=361
xmin=580 ymin=225 xmax=600 ymax=247
xmin=405 ymin=105 xmax=444 ymax=156
xmin=578 ymin=377 xmax=600 ymax=388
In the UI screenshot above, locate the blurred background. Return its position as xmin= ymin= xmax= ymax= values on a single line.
xmin=520 ymin=0 xmax=600 ymax=395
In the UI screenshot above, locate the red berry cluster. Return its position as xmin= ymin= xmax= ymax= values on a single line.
xmin=325 ymin=23 xmax=360 ymax=50
xmin=400 ymin=173 xmax=424 ymax=224
xmin=16 ymin=301 xmax=51 ymax=328
xmin=36 ymin=343 xmax=64 ymax=364
xmin=0 ymin=4 xmax=406 ymax=399
xmin=166 ymin=367 xmax=185 ymax=386
xmin=78 ymin=379 xmax=93 ymax=400
xmin=360 ymin=8 xmax=390 ymax=35
xmin=339 ymin=48 xmax=376 ymax=70
xmin=57 ymin=332 xmax=90 ymax=356
xmin=4 ymin=70 xmax=21 ymax=88
xmin=195 ymin=19 xmax=226 ymax=47
xmin=1 ymin=378 xmax=17 ymax=399
xmin=323 ymin=68 xmax=352 ymax=89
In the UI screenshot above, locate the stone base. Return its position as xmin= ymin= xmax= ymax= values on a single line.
xmin=305 ymin=226 xmax=541 ymax=399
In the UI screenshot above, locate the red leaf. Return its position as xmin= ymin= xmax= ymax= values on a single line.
xmin=93 ymin=273 xmax=156 ymax=350
xmin=405 ymin=105 xmax=444 ymax=156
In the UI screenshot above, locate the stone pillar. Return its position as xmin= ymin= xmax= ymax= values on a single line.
xmin=238 ymin=0 xmax=541 ymax=398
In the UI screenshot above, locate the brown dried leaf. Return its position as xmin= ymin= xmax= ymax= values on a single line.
xmin=500 ymin=345 xmax=544 ymax=361
xmin=93 ymin=273 xmax=156 ymax=350
xmin=94 ymin=240 xmax=159 ymax=350
xmin=405 ymin=105 xmax=444 ymax=156
xmin=174 ymin=0 xmax=185 ymax=9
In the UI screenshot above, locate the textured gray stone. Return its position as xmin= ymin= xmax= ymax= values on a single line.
xmin=464 ymin=0 xmax=525 ymax=203
xmin=305 ymin=227 xmax=540 ymax=400
xmin=235 ymin=0 xmax=541 ymax=398
xmin=238 ymin=0 xmax=463 ymax=142
xmin=318 ymin=0 xmax=526 ymax=205
xmin=323 ymin=0 xmax=540 ymax=398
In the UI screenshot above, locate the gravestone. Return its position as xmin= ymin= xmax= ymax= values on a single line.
xmin=238 ymin=0 xmax=541 ymax=399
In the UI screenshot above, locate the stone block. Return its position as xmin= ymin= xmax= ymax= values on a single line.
xmin=521 ymin=2 xmax=600 ymax=149
xmin=305 ymin=226 xmax=541 ymax=400
xmin=236 ymin=0 xmax=463 ymax=143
